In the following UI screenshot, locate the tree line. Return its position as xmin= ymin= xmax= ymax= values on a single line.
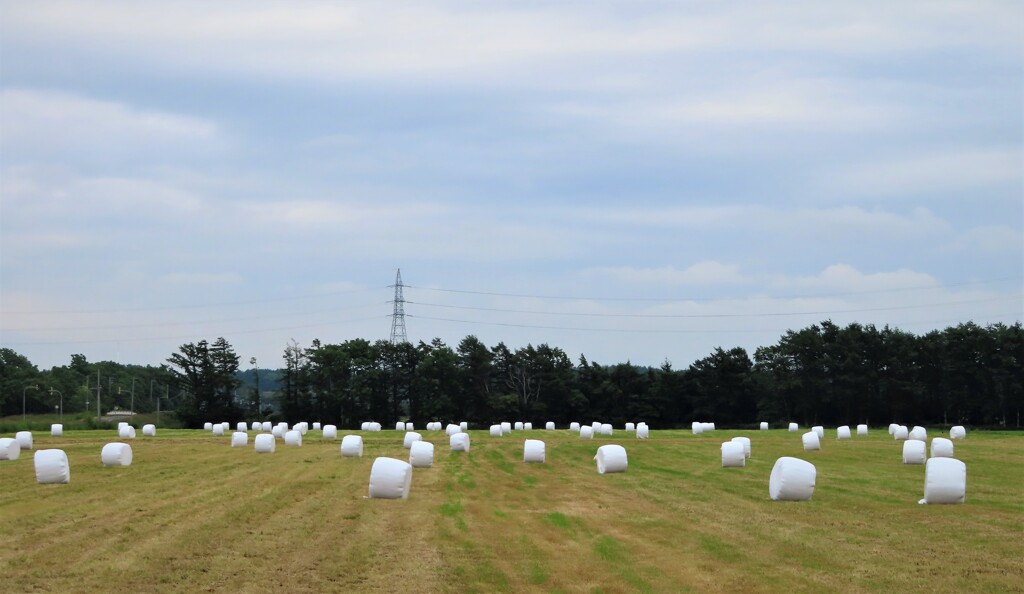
xmin=2 ymin=321 xmax=1020 ymax=429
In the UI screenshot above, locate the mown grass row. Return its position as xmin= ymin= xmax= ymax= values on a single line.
xmin=1 ymin=428 xmax=1021 ymax=593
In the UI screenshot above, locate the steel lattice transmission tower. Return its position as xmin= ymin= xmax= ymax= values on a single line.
xmin=389 ymin=268 xmax=408 ymax=344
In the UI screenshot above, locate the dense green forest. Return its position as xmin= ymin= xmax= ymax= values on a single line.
xmin=2 ymin=321 xmax=1021 ymax=429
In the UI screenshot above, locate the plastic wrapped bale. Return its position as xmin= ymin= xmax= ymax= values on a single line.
xmin=592 ymin=422 xmax=602 ymax=433
xmin=254 ymin=433 xmax=276 ymax=454
xmin=51 ymin=424 xmax=63 ymax=437
xmin=594 ymin=444 xmax=628 ymax=474
xmin=284 ymin=430 xmax=302 ymax=447
xmin=569 ymin=422 xmax=581 ymax=432
xmin=127 ymin=427 xmax=136 ymax=439
xmin=35 ymin=449 xmax=70 ymax=484
xmin=212 ymin=424 xmax=225 ymax=437
xmin=950 ymin=426 xmax=966 ymax=440
xmin=514 ymin=421 xmax=524 ymax=431
xmin=460 ymin=422 xmax=468 ymax=432
xmin=837 ymin=426 xmax=852 ymax=440
xmin=893 ymin=425 xmax=909 ymax=440
xmin=323 ymin=425 xmax=338 ymax=440
xmin=731 ymin=436 xmax=751 ymax=458
xmin=262 ymin=421 xmax=272 ymax=431
xmin=624 ymin=422 xmax=635 ymax=432
xmin=546 ymin=422 xmax=556 ymax=431
xmin=692 ymin=422 xmax=703 ymax=435
xmin=501 ymin=422 xmax=511 ymax=436
xmin=204 ymin=422 xmax=213 ymax=431
xmin=297 ymin=422 xmax=309 ymax=435
xmin=721 ymin=441 xmax=746 ymax=467
xmin=524 ymin=422 xmax=533 ymax=431
xmin=370 ymin=422 xmax=382 ymax=432
xmin=703 ymin=422 xmax=716 ymax=433
xmin=405 ymin=422 xmax=415 ymax=431
xmin=450 ymin=432 xmax=470 ymax=452
xmin=489 ymin=424 xmax=502 ymax=437
xmin=395 ymin=421 xmax=405 ymax=431
xmin=760 ymin=422 xmax=769 ymax=430
xmin=118 ymin=422 xmax=128 ymax=432
xmin=368 ymin=457 xmax=413 ymax=500
xmin=0 ymin=437 xmax=21 ymax=460
xmin=517 ymin=439 xmax=541 ymax=463
xmin=636 ymin=425 xmax=649 ymax=439
xmin=16 ymin=431 xmax=33 ymax=450
xmin=403 ymin=431 xmax=422 ymax=449
xmin=409 ymin=440 xmax=435 ymax=468
xmin=902 ymin=440 xmax=926 ymax=464
xmin=101 ymin=442 xmax=133 ymax=467
xmin=361 ymin=422 xmax=371 ymax=431
xmin=812 ymin=426 xmax=824 ymax=439
xmin=237 ymin=422 xmax=248 ymax=432
xmin=271 ymin=425 xmax=284 ymax=439
xmin=921 ymin=457 xmax=966 ymax=504
xmin=579 ymin=426 xmax=594 ymax=439
xmin=802 ymin=431 xmax=821 ymax=451
xmin=857 ymin=424 xmax=868 ymax=436
xmin=888 ymin=423 xmax=898 ymax=435
xmin=600 ymin=424 xmax=613 ymax=436
xmin=788 ymin=422 xmax=799 ymax=432
xmin=445 ymin=424 xmax=462 ymax=436
xmin=231 ymin=432 xmax=249 ymax=448
xmin=909 ymin=426 xmax=927 ymax=442
xmin=142 ymin=424 xmax=156 ymax=437
xmin=313 ymin=422 xmax=321 ymax=431
xmin=341 ymin=435 xmax=364 ymax=457
xmin=769 ymin=457 xmax=816 ymax=501
xmin=221 ymin=422 xmax=231 ymax=432
xmin=930 ymin=437 xmax=954 ymax=458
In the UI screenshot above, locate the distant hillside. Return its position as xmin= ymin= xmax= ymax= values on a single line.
xmin=235 ymin=368 xmax=284 ymax=392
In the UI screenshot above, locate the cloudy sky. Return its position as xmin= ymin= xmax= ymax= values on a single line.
xmin=1 ymin=0 xmax=1021 ymax=371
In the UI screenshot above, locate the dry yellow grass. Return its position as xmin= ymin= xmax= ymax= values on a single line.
xmin=1 ymin=428 xmax=1021 ymax=593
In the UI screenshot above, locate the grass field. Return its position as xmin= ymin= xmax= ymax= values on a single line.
xmin=1 ymin=426 xmax=1021 ymax=593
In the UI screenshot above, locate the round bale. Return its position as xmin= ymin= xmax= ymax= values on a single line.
xmin=769 ymin=457 xmax=816 ymax=501
xmin=368 ymin=457 xmax=412 ymax=500
xmin=594 ymin=444 xmax=628 ymax=474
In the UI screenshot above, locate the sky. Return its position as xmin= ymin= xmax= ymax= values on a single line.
xmin=1 ymin=0 xmax=1021 ymax=371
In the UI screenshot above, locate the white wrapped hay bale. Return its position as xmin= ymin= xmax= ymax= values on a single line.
xmin=788 ymin=422 xmax=799 ymax=432
xmin=35 ymin=449 xmax=70 ymax=484
xmin=284 ymin=430 xmax=302 ymax=447
xmin=636 ymin=425 xmax=649 ymax=439
xmin=702 ymin=422 xmax=715 ymax=433
xmin=341 ymin=435 xmax=364 ymax=457
xmin=460 ymin=422 xmax=468 ymax=431
xmin=857 ymin=424 xmax=868 ymax=436
xmin=212 ymin=424 xmax=225 ymax=437
xmin=909 ymin=426 xmax=927 ymax=442
xmin=902 ymin=440 xmax=926 ymax=464
xmin=514 ymin=421 xmax=524 ymax=431
xmin=51 ymin=424 xmax=63 ymax=437
xmin=769 ymin=457 xmax=816 ymax=501
xmin=950 ymin=426 xmax=966 ymax=440
xmin=523 ymin=439 xmax=545 ymax=463
xmin=731 ymin=436 xmax=751 ymax=458
xmin=930 ymin=437 xmax=954 ymax=458
xmin=395 ymin=421 xmax=405 ymax=431
xmin=837 ymin=426 xmax=852 ymax=440
xmin=524 ymin=422 xmax=533 ymax=431
xmin=546 ymin=422 xmax=556 ymax=431
xmin=409 ymin=440 xmax=434 ymax=468
xmin=127 ymin=427 xmax=136 ymax=439
xmin=370 ymin=422 xmax=382 ymax=432
xmin=721 ymin=441 xmax=746 ymax=467
xmin=16 ymin=431 xmax=33 ymax=450
xmin=118 ymin=422 xmax=128 ymax=432
xmin=921 ymin=457 xmax=966 ymax=504
xmin=403 ymin=431 xmax=422 ymax=449
xmin=501 ymin=422 xmax=511 ymax=436
xmin=594 ymin=444 xmax=627 ymax=474
xmin=231 ymin=432 xmax=248 ymax=447
xmin=261 ymin=421 xmax=272 ymax=431
xmin=600 ymin=424 xmax=613 ymax=436
xmin=450 ymin=432 xmax=470 ymax=452
xmin=812 ymin=426 xmax=824 ymax=439
xmin=361 ymin=422 xmax=370 ymax=431
xmin=204 ymin=422 xmax=213 ymax=431
xmin=893 ymin=425 xmax=909 ymax=440
xmin=142 ymin=424 xmax=156 ymax=437
xmin=0 ymin=437 xmax=22 ymax=460
xmin=489 ymin=424 xmax=502 ymax=437
xmin=254 ymin=434 xmax=276 ymax=453
xmin=625 ymin=422 xmax=635 ymax=432
xmin=445 ymin=424 xmax=461 ymax=436
xmin=237 ymin=422 xmax=248 ymax=432
xmin=323 ymin=425 xmax=338 ymax=440
xmin=407 ymin=422 xmax=415 ymax=431
xmin=569 ymin=422 xmax=581 ymax=432
xmin=692 ymin=422 xmax=703 ymax=435
xmin=888 ymin=423 xmax=898 ymax=435
xmin=313 ymin=422 xmax=321 ymax=431
xmin=760 ymin=422 xmax=769 ymax=430
xmin=221 ymin=422 xmax=231 ymax=432
xmin=368 ymin=457 xmax=413 ymax=500
xmin=579 ymin=426 xmax=594 ymax=439
xmin=297 ymin=422 xmax=309 ymax=435
xmin=101 ymin=442 xmax=133 ymax=467
xmin=802 ymin=431 xmax=821 ymax=451
xmin=271 ymin=425 xmax=284 ymax=439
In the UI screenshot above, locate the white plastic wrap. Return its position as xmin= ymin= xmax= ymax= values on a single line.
xmin=361 ymin=422 xmax=371 ymax=431
xmin=203 ymin=422 xmax=213 ymax=431
xmin=888 ymin=423 xmax=898 ymax=435
xmin=514 ymin=421 xmax=524 ymax=431
xmin=812 ymin=426 xmax=824 ymax=439
xmin=323 ymin=425 xmax=338 ymax=440
xmin=368 ymin=457 xmax=412 ymax=500
xmin=313 ymin=422 xmax=322 ymax=431
xmin=460 ymin=422 xmax=468 ymax=431
xmin=212 ymin=424 xmax=225 ymax=437
xmin=237 ymin=422 xmax=248 ymax=432
xmin=625 ymin=422 xmax=635 ymax=432
xmin=127 ymin=427 xmax=136 ymax=439
xmin=930 ymin=437 xmax=954 ymax=458
xmin=546 ymin=422 xmax=556 ymax=431
xmin=856 ymin=424 xmax=868 ymax=436
xmin=902 ymin=440 xmax=926 ymax=464
xmin=636 ymin=425 xmax=649 ymax=439
xmin=837 ymin=426 xmax=851 ymax=439
xmin=51 ymin=424 xmax=63 ymax=437
xmin=501 ymin=422 xmax=511 ymax=435
xmin=409 ymin=440 xmax=434 ymax=467
xmin=524 ymin=422 xmax=533 ymax=431
xmin=802 ymin=431 xmax=821 ymax=451
xmin=721 ymin=441 xmax=745 ymax=467
xmin=142 ymin=424 xmax=156 ymax=437
xmin=341 ymin=435 xmax=363 ymax=457
xmin=370 ymin=422 xmax=382 ymax=432
xmin=921 ymin=457 xmax=966 ymax=504
xmin=445 ymin=424 xmax=461 ymax=436
xmin=101 ymin=442 xmax=133 ymax=466
xmin=893 ymin=425 xmax=909 ymax=440
xmin=403 ymin=431 xmax=422 ymax=449
xmin=703 ymin=422 xmax=715 ymax=433
xmin=788 ymin=422 xmax=799 ymax=432
xmin=262 ymin=421 xmax=272 ymax=431
xmin=221 ymin=422 xmax=231 ymax=432
xmin=909 ymin=426 xmax=927 ymax=442
xmin=489 ymin=424 xmax=502 ymax=437
xmin=731 ymin=436 xmax=751 ymax=458
xmin=297 ymin=422 xmax=309 ymax=435
xmin=231 ymin=432 xmax=248 ymax=447
xmin=760 ymin=422 xmax=769 ymax=430
xmin=450 ymin=432 xmax=470 ymax=452
xmin=600 ymin=424 xmax=613 ymax=436
xmin=569 ymin=422 xmax=581 ymax=432
xmin=254 ymin=434 xmax=276 ymax=453
xmin=0 ymin=437 xmax=22 ymax=460
xmin=579 ymin=426 xmax=594 ymax=439
xmin=284 ymin=430 xmax=302 ymax=447
xmin=16 ymin=431 xmax=33 ymax=450
xmin=692 ymin=422 xmax=703 ymax=435
xmin=769 ymin=457 xmax=816 ymax=501
xmin=271 ymin=426 xmax=284 ymax=439
xmin=523 ymin=439 xmax=545 ymax=463
xmin=950 ymin=426 xmax=966 ymax=440
xmin=396 ymin=421 xmax=405 ymax=431
xmin=594 ymin=444 xmax=627 ymax=474
xmin=34 ymin=449 xmax=70 ymax=484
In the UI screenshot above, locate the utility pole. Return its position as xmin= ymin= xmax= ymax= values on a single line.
xmin=96 ymin=370 xmax=101 ymax=419
xmin=389 ymin=268 xmax=408 ymax=344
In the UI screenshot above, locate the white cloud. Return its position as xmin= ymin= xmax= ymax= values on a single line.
xmin=828 ymin=148 xmax=1023 ymax=197
xmin=158 ymin=272 xmax=244 ymax=286
xmin=946 ymin=226 xmax=1023 ymax=254
xmin=583 ymin=261 xmax=748 ymax=286
xmin=770 ymin=264 xmax=941 ymax=293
